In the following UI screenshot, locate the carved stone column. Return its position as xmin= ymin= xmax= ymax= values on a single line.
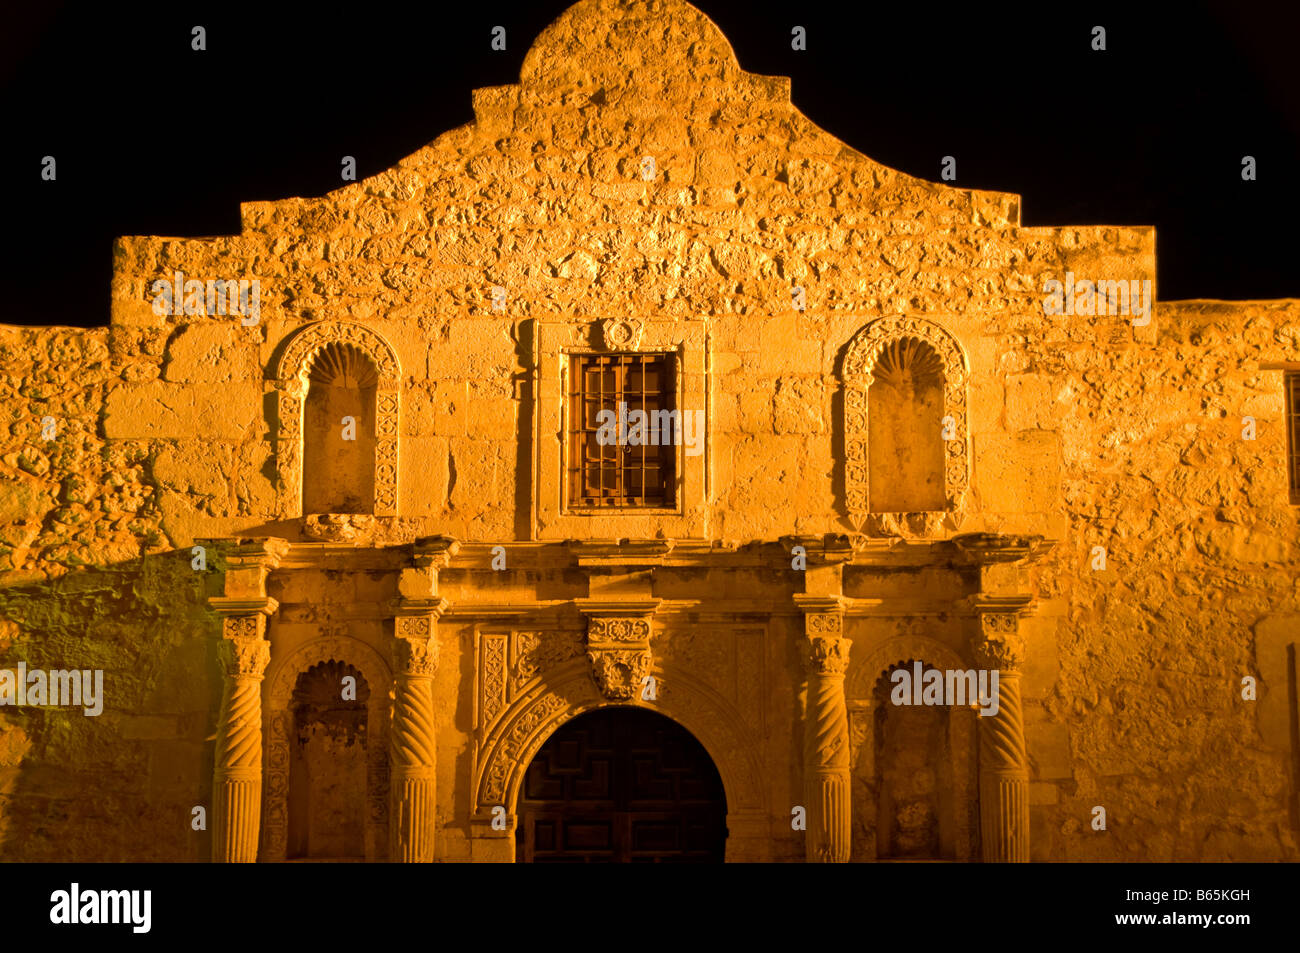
xmin=971 ymin=612 xmax=1029 ymax=862
xmin=796 ymin=597 xmax=851 ymax=863
xmin=210 ymin=611 xmax=274 ymax=863
xmin=390 ymin=535 xmax=456 ymax=862
xmin=204 ymin=538 xmax=285 ymax=864
xmin=390 ymin=614 xmax=440 ymax=862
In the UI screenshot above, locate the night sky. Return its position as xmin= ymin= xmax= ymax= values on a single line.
xmin=1 ymin=0 xmax=1296 ymax=328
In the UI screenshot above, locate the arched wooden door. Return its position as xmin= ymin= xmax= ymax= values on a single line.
xmin=516 ymin=707 xmax=727 ymax=862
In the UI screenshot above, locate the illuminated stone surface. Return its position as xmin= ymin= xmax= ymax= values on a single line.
xmin=0 ymin=0 xmax=1296 ymax=862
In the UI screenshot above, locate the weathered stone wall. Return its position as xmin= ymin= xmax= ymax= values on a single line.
xmin=0 ymin=0 xmax=1296 ymax=860
xmin=1023 ymin=299 xmax=1300 ymax=860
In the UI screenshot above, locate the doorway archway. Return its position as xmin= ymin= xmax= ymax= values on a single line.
xmin=515 ymin=707 xmax=727 ymax=862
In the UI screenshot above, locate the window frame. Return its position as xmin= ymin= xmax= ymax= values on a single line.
xmin=532 ymin=318 xmax=710 ymax=539
xmin=566 ymin=351 xmax=678 ymax=510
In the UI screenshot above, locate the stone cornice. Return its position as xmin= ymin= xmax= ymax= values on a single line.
xmin=412 ymin=535 xmax=461 ymax=569
xmin=391 ymin=596 xmax=451 ymax=620
xmin=193 ymin=537 xmax=1064 ymax=574
xmin=207 ymin=596 xmax=278 ymax=618
xmin=960 ymin=594 xmax=1035 ymax=616
xmin=197 ymin=537 xmax=292 ymax=572
xmin=573 ymin=598 xmax=662 ymax=618
xmin=951 ymin=533 xmax=1056 ymax=567
xmin=792 ymin=594 xmax=845 ymax=615
xmin=568 ymin=539 xmax=674 ymax=567
xmin=779 ymin=534 xmax=854 ymax=565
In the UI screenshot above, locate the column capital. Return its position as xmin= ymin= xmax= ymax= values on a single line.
xmin=971 ymin=629 xmax=1025 ymax=673
xmin=218 ymin=636 xmax=272 ymax=679
xmin=393 ymin=634 xmax=438 ymax=678
xmin=795 ymin=596 xmax=847 ymax=661
xmin=804 ymin=633 xmax=851 ymax=677
xmin=391 ymin=611 xmax=441 ymax=678
xmin=964 ymin=596 xmax=1030 ymax=674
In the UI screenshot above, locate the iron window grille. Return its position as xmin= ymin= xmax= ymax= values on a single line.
xmin=567 ymin=353 xmax=676 ymax=508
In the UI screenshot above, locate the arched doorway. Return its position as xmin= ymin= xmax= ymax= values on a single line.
xmin=515 ymin=707 xmax=727 ymax=863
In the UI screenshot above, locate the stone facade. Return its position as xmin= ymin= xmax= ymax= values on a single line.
xmin=0 ymin=0 xmax=1296 ymax=862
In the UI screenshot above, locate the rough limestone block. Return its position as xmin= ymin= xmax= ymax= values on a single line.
xmin=1025 ymin=723 xmax=1074 ymax=780
xmin=1005 ymin=373 xmax=1063 ymax=431
xmin=153 ymin=442 xmax=234 ymax=499
xmin=773 ymin=377 xmax=824 ymax=434
xmin=162 ymin=324 xmax=261 ymax=383
xmin=400 ymin=436 xmax=450 ymax=516
xmin=103 ymin=382 xmax=261 ymax=441
xmin=976 ymin=431 xmax=1061 ymax=515
xmin=467 ymin=397 xmax=517 ymax=440
xmin=403 ymin=386 xmax=438 ymax=437
xmin=1196 ymin=522 xmax=1290 ymax=564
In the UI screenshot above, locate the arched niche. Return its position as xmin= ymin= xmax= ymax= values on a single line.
xmin=846 ymin=633 xmax=979 ymax=862
xmin=842 ymin=316 xmax=970 ymax=538
xmin=287 ymin=660 xmax=370 ymax=860
xmin=273 ymin=321 xmax=400 ymax=518
xmin=262 ymin=635 xmax=392 ymax=862
xmin=302 ymin=344 xmax=378 ymax=514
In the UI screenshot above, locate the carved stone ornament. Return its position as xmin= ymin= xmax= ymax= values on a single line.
xmin=221 ymin=615 xmax=263 ymax=640
xmin=303 ymin=513 xmax=376 ymax=542
xmin=804 ymin=635 xmax=851 ymax=677
xmin=599 ymin=318 xmax=645 ymax=351
xmin=805 ymin=613 xmax=843 ymax=636
xmin=585 ymin=613 xmax=654 ymax=701
xmin=971 ymin=616 xmax=1024 ymax=672
xmin=220 ymin=636 xmax=271 ymax=679
xmin=394 ymin=637 xmax=438 ymax=677
xmin=274 ymin=321 xmax=401 ymax=518
xmin=395 ymin=616 xmax=432 ymax=639
xmin=588 ymin=617 xmax=651 ymax=641
xmin=841 ymin=315 xmax=970 ymax=536
xmin=980 ymin=612 xmax=1019 ymax=636
xmin=587 ymin=649 xmax=652 ymax=701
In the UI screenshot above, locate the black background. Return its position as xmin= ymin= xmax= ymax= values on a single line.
xmin=1 ymin=0 xmax=1297 ymax=328
xmin=5 ymin=860 xmax=1278 ymax=940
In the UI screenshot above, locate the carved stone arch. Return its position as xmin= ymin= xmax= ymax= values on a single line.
xmin=273 ymin=321 xmax=401 ymax=518
xmin=848 ymin=632 xmax=971 ymax=701
xmin=262 ymin=635 xmax=393 ymax=862
xmin=841 ymin=315 xmax=970 ymax=537
xmin=846 ymin=631 xmax=978 ymax=862
xmin=475 ymin=662 xmax=766 ymax=857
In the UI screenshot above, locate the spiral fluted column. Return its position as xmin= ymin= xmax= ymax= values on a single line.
xmin=390 ymin=616 xmax=439 ymax=862
xmin=971 ymin=614 xmax=1030 ymax=863
xmin=212 ymin=616 xmax=271 ymax=863
xmin=799 ymin=603 xmax=852 ymax=863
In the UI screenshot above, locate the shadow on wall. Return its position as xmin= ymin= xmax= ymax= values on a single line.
xmin=0 ymin=554 xmax=217 ymax=862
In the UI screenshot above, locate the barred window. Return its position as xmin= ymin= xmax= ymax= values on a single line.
xmin=1288 ymin=371 xmax=1300 ymax=504
xmin=568 ymin=353 xmax=676 ymax=508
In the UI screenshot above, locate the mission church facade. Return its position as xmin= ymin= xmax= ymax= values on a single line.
xmin=0 ymin=0 xmax=1297 ymax=862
